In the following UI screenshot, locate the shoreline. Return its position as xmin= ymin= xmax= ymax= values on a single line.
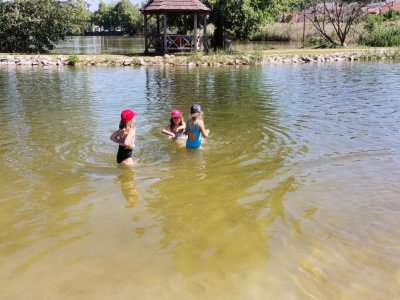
xmin=1 ymin=48 xmax=399 ymax=67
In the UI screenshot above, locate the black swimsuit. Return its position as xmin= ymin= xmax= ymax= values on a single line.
xmin=117 ymin=145 xmax=132 ymax=163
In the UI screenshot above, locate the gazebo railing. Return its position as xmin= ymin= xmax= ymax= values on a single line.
xmin=147 ymin=34 xmax=164 ymax=52
xmin=147 ymin=34 xmax=207 ymax=53
xmin=168 ymin=34 xmax=193 ymax=51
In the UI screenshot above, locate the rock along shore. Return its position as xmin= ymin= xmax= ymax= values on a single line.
xmin=1 ymin=49 xmax=399 ymax=67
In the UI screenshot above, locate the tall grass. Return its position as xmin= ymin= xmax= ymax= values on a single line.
xmin=250 ymin=44 xmax=264 ymax=61
xmin=251 ymin=22 xmax=363 ymax=46
xmin=251 ymin=23 xmax=315 ymax=42
xmin=361 ymin=26 xmax=400 ymax=47
xmin=188 ymin=52 xmax=203 ymax=63
xmin=251 ymin=28 xmax=291 ymax=41
xmin=206 ymin=49 xmax=231 ymax=62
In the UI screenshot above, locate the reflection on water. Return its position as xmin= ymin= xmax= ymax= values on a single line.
xmin=51 ymin=36 xmax=300 ymax=55
xmin=51 ymin=36 xmax=145 ymax=55
xmin=0 ymin=62 xmax=400 ymax=299
xmin=117 ymin=169 xmax=140 ymax=208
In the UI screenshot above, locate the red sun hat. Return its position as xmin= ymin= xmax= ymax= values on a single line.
xmin=171 ymin=109 xmax=182 ymax=118
xmin=121 ymin=109 xmax=137 ymax=122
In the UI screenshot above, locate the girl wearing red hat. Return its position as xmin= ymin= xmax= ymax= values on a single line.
xmin=110 ymin=109 xmax=137 ymax=166
xmin=161 ymin=109 xmax=186 ymax=142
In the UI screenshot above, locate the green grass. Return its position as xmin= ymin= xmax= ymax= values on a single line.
xmin=250 ymin=44 xmax=264 ymax=61
xmin=361 ymin=26 xmax=400 ymax=47
xmin=188 ymin=52 xmax=203 ymax=63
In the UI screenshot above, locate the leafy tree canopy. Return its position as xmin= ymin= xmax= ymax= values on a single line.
xmin=92 ymin=0 xmax=142 ymax=35
xmin=67 ymin=0 xmax=92 ymax=34
xmin=0 ymin=0 xmax=75 ymax=53
xmin=201 ymin=0 xmax=300 ymax=49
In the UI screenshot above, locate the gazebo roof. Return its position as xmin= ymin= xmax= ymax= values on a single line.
xmin=140 ymin=0 xmax=211 ymax=14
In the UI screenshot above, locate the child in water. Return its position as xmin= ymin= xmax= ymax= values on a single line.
xmin=110 ymin=109 xmax=137 ymax=166
xmin=161 ymin=109 xmax=186 ymax=141
xmin=185 ymin=104 xmax=209 ymax=149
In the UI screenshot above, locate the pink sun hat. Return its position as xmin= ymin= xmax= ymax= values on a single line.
xmin=121 ymin=109 xmax=137 ymax=122
xmin=171 ymin=109 xmax=182 ymax=118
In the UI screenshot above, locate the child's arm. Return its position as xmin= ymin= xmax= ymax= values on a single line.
xmin=110 ymin=130 xmax=126 ymax=146
xmin=177 ymin=121 xmax=186 ymax=133
xmin=198 ymin=121 xmax=209 ymax=138
xmin=124 ymin=128 xmax=136 ymax=150
xmin=110 ymin=130 xmax=120 ymax=144
xmin=162 ymin=126 xmax=175 ymax=138
xmin=183 ymin=121 xmax=189 ymax=135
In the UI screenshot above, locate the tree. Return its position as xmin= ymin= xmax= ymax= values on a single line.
xmin=92 ymin=0 xmax=142 ymax=34
xmin=304 ymin=0 xmax=369 ymax=47
xmin=112 ymin=0 xmax=142 ymax=34
xmin=65 ymin=0 xmax=92 ymax=34
xmin=92 ymin=1 xmax=113 ymax=30
xmin=0 ymin=0 xmax=73 ymax=53
xmin=202 ymin=0 xmax=272 ymax=50
xmin=269 ymin=0 xmax=302 ymax=17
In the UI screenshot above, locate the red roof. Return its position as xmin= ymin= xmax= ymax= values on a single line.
xmin=141 ymin=0 xmax=211 ymax=14
xmin=380 ymin=2 xmax=400 ymax=14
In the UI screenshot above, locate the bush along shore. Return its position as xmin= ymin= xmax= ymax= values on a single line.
xmin=1 ymin=49 xmax=400 ymax=67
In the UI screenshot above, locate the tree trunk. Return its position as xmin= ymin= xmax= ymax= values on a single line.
xmin=212 ymin=0 xmax=225 ymax=50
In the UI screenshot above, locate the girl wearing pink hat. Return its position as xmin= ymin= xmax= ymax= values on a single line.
xmin=110 ymin=109 xmax=137 ymax=166
xmin=161 ymin=109 xmax=186 ymax=142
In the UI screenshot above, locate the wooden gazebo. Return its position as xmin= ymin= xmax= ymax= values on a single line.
xmin=140 ymin=0 xmax=211 ymax=54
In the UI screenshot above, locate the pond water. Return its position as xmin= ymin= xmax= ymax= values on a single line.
xmin=0 ymin=62 xmax=399 ymax=299
xmin=51 ymin=36 xmax=301 ymax=55
xmin=52 ymin=36 xmax=145 ymax=55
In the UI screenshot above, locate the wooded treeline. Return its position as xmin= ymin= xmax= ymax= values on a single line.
xmin=0 ymin=0 xmax=302 ymax=52
xmin=1 ymin=0 xmax=399 ymax=53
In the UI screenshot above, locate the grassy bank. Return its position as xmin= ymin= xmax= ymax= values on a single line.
xmin=1 ymin=47 xmax=400 ymax=67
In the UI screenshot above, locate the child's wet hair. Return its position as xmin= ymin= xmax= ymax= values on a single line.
xmin=169 ymin=117 xmax=183 ymax=131
xmin=119 ymin=119 xmax=127 ymax=130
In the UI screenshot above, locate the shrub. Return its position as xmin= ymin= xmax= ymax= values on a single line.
xmin=251 ymin=29 xmax=267 ymax=41
xmin=305 ymin=35 xmax=326 ymax=47
xmin=0 ymin=0 xmax=76 ymax=53
xmin=361 ymin=26 xmax=400 ymax=47
xmin=384 ymin=8 xmax=399 ymax=21
xmin=67 ymin=54 xmax=79 ymax=65
xmin=364 ymin=14 xmax=385 ymax=33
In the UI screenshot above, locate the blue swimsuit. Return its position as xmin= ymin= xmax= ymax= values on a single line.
xmin=186 ymin=120 xmax=202 ymax=149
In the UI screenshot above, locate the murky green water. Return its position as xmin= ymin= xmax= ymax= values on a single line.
xmin=0 ymin=62 xmax=399 ymax=299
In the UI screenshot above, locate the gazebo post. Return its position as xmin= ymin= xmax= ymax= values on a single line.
xmin=163 ymin=14 xmax=168 ymax=54
xmin=194 ymin=14 xmax=197 ymax=52
xmin=144 ymin=13 xmax=148 ymax=54
xmin=203 ymin=15 xmax=207 ymax=52
xmin=140 ymin=0 xmax=210 ymax=54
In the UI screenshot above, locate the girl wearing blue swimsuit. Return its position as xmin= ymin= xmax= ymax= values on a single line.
xmin=185 ymin=104 xmax=209 ymax=149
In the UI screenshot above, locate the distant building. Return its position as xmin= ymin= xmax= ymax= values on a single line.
xmin=280 ymin=1 xmax=400 ymax=23
xmin=379 ymin=1 xmax=400 ymax=14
